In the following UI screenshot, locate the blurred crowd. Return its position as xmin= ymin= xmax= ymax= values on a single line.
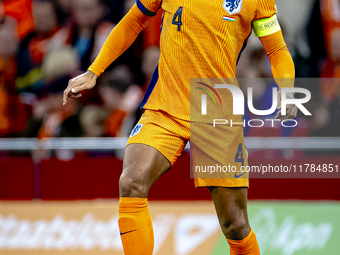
xmin=235 ymin=0 xmax=340 ymax=137
xmin=0 ymin=0 xmax=161 ymax=139
xmin=0 ymin=0 xmax=339 ymax=140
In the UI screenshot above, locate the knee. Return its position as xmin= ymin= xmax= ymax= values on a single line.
xmin=119 ymin=167 xmax=149 ymax=198
xmin=221 ymin=215 xmax=250 ymax=240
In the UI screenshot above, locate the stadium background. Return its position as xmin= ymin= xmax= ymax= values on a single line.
xmin=0 ymin=0 xmax=339 ymax=254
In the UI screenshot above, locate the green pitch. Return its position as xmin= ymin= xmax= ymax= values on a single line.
xmin=211 ymin=201 xmax=340 ymax=255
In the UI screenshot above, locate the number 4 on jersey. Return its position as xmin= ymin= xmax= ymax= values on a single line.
xmin=172 ymin=7 xmax=183 ymax=31
xmin=235 ymin=143 xmax=245 ymax=166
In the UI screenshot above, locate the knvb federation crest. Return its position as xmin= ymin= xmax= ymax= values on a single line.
xmin=223 ymin=0 xmax=244 ymax=15
xmin=130 ymin=123 xmax=143 ymax=137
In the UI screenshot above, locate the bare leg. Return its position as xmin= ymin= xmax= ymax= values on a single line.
xmin=119 ymin=143 xmax=171 ymax=197
xmin=118 ymin=144 xmax=171 ymax=255
xmin=209 ymin=187 xmax=250 ymax=240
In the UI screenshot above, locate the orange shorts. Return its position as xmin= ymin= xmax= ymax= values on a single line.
xmin=126 ymin=110 xmax=248 ymax=188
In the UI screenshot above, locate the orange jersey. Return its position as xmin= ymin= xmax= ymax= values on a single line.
xmin=139 ymin=0 xmax=277 ymax=120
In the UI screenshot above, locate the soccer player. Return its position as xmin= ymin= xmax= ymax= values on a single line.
xmin=63 ymin=0 xmax=297 ymax=254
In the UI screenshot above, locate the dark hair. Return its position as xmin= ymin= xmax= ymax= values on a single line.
xmin=106 ymin=79 xmax=131 ymax=93
xmin=33 ymin=0 xmax=59 ymax=21
xmin=33 ymin=0 xmax=56 ymax=5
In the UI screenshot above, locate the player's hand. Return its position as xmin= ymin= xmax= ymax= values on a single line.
xmin=63 ymin=71 xmax=98 ymax=106
xmin=275 ymin=90 xmax=298 ymax=122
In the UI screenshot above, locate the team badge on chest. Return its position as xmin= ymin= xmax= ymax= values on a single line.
xmin=223 ymin=0 xmax=244 ymax=15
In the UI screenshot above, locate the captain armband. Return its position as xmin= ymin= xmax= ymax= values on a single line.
xmin=252 ymin=14 xmax=281 ymax=37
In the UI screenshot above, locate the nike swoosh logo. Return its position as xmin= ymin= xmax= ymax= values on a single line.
xmin=120 ymin=229 xmax=137 ymax=236
xmin=234 ymin=172 xmax=246 ymax=178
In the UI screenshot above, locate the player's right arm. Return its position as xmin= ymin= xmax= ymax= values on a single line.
xmin=63 ymin=2 xmax=159 ymax=105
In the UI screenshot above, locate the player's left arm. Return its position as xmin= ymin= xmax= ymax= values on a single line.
xmin=260 ymin=30 xmax=297 ymax=121
xmin=253 ymin=13 xmax=298 ymax=121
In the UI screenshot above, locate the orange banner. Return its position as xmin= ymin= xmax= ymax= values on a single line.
xmin=0 ymin=200 xmax=222 ymax=255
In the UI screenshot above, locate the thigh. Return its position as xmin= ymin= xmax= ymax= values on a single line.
xmin=120 ymin=110 xmax=188 ymax=197
xmin=120 ymin=143 xmax=171 ymax=197
xmin=209 ymin=186 xmax=250 ymax=240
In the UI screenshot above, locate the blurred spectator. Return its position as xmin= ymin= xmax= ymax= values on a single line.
xmin=0 ymin=2 xmax=3 ymax=18
xmin=307 ymin=0 xmax=340 ymax=79
xmin=49 ymin=0 xmax=114 ymax=71
xmin=23 ymin=48 xmax=79 ymax=139
xmin=0 ymin=16 xmax=27 ymax=137
xmin=309 ymin=92 xmax=340 ymax=137
xmin=16 ymin=0 xmax=59 ymax=95
xmin=22 ymin=92 xmax=78 ymax=138
xmin=304 ymin=0 xmax=340 ymax=137
xmin=1 ymin=0 xmax=34 ymax=39
xmin=306 ymin=0 xmax=327 ymax=78
xmin=26 ymin=65 xmax=144 ymax=139
xmin=98 ymin=66 xmax=143 ymax=137
xmin=320 ymin=0 xmax=340 ymax=78
xmin=80 ymin=105 xmax=108 ymax=137
xmin=23 ymin=37 xmax=80 ymax=139
xmin=42 ymin=47 xmax=78 ymax=84
xmin=55 ymin=0 xmax=73 ymax=26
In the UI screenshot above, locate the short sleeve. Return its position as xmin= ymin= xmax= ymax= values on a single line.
xmin=254 ymin=0 xmax=277 ymax=20
xmin=136 ymin=0 xmax=162 ymax=17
